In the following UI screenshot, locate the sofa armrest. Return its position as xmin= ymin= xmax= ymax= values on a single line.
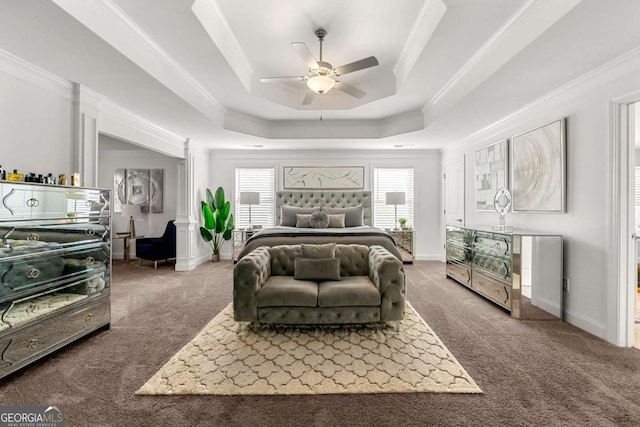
xmin=369 ymin=245 xmax=405 ymax=321
xmin=233 ymin=247 xmax=271 ymax=321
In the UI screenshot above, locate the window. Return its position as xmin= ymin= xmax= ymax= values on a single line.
xmin=235 ymin=168 xmax=275 ymax=229
xmin=373 ymin=168 xmax=414 ymax=230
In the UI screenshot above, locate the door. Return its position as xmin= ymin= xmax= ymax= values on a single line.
xmin=444 ymin=156 xmax=465 ymax=226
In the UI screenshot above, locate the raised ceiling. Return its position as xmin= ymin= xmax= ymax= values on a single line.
xmin=0 ymin=0 xmax=639 ymax=150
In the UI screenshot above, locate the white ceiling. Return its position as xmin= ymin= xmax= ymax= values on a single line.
xmin=0 ymin=0 xmax=639 ymax=150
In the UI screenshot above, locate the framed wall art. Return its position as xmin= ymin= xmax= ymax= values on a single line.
xmin=511 ymin=118 xmax=565 ymax=212
xmin=475 ymin=139 xmax=508 ymax=211
xmin=114 ymin=168 xmax=164 ymax=213
xmin=283 ymin=166 xmax=365 ymax=190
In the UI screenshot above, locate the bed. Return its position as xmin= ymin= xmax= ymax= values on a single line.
xmin=237 ymin=190 xmax=403 ymax=260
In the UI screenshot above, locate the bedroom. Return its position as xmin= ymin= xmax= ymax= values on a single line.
xmin=1 ymin=0 xmax=640 ymax=425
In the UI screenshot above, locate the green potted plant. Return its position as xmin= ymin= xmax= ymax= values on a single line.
xmin=199 ymin=187 xmax=235 ymax=262
xmin=398 ymin=217 xmax=408 ymax=229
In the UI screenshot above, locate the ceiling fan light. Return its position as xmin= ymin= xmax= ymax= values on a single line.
xmin=307 ymin=75 xmax=335 ymax=94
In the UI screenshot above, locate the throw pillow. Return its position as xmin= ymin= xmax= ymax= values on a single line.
xmin=280 ymin=206 xmax=320 ymax=226
xmin=321 ymin=205 xmax=364 ymax=227
xmin=296 ymin=214 xmax=312 ymax=228
xmin=327 ymin=213 xmax=346 ymax=228
xmin=301 ymin=243 xmax=336 ymax=258
xmin=294 ymin=257 xmax=341 ymax=281
xmin=309 ymin=210 xmax=330 ymax=228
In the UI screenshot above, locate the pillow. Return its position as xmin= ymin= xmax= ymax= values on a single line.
xmin=301 ymin=243 xmax=336 ymax=258
xmin=296 ymin=214 xmax=312 ymax=228
xmin=280 ymin=206 xmax=320 ymax=226
xmin=309 ymin=210 xmax=330 ymax=228
xmin=294 ymin=257 xmax=341 ymax=281
xmin=327 ymin=213 xmax=346 ymax=228
xmin=321 ymin=205 xmax=364 ymax=227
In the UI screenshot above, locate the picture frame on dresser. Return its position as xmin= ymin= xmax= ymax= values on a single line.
xmin=474 ymin=139 xmax=508 ymax=211
xmin=511 ymin=118 xmax=566 ymax=212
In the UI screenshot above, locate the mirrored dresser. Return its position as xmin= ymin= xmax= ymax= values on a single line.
xmin=446 ymin=225 xmax=563 ymax=320
xmin=0 ymin=181 xmax=111 ymax=379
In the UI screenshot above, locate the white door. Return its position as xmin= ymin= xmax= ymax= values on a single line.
xmin=444 ymin=156 xmax=465 ymax=226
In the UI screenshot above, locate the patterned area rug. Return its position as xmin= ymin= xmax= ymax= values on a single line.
xmin=136 ymin=302 xmax=482 ymax=395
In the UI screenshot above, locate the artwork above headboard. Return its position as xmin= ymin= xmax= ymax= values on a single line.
xmin=275 ymin=191 xmax=372 ymax=226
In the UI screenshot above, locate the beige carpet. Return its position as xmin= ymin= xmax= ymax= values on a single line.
xmin=136 ymin=302 xmax=481 ymax=396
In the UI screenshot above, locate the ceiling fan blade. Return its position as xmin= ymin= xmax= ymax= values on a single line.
xmin=291 ymin=42 xmax=319 ymax=69
xmin=333 ymin=56 xmax=379 ymax=76
xmin=334 ymin=81 xmax=366 ymax=99
xmin=259 ymin=76 xmax=306 ymax=83
xmin=301 ymin=92 xmax=315 ymax=105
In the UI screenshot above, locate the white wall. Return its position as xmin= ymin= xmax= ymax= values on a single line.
xmin=98 ymin=134 xmax=180 ymax=259
xmin=209 ymin=149 xmax=442 ymax=261
xmin=0 ymin=63 xmax=74 ymax=176
xmin=442 ymin=65 xmax=640 ymax=342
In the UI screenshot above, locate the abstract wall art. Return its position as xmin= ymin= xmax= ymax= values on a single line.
xmin=114 ymin=168 xmax=164 ymax=213
xmin=283 ymin=166 xmax=365 ymax=189
xmin=511 ymin=119 xmax=565 ymax=212
xmin=475 ymin=139 xmax=508 ymax=211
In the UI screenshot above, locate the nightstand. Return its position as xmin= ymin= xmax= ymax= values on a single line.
xmin=387 ymin=229 xmax=414 ymax=264
xmin=233 ymin=228 xmax=258 ymax=262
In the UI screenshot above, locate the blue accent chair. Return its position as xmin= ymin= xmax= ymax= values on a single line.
xmin=136 ymin=220 xmax=176 ymax=269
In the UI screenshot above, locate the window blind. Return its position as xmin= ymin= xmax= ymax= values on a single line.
xmin=373 ymin=168 xmax=414 ymax=230
xmin=235 ymin=168 xmax=275 ymax=229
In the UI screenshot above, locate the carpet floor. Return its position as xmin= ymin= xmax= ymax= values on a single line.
xmin=136 ymin=302 xmax=481 ymax=395
xmin=0 ymin=260 xmax=639 ymax=426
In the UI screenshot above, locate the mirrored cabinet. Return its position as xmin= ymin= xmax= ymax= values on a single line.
xmin=446 ymin=225 xmax=563 ymax=320
xmin=0 ymin=181 xmax=111 ymax=379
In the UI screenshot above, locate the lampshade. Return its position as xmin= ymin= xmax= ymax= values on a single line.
xmin=385 ymin=192 xmax=406 ymax=205
xmin=240 ymin=192 xmax=260 ymax=205
xmin=120 ymin=204 xmax=141 ymax=218
xmin=306 ymin=75 xmax=335 ymax=95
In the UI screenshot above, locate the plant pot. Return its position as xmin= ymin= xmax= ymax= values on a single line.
xmin=211 ymin=253 xmax=220 ymax=262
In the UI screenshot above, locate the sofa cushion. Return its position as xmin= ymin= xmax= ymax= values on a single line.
xmin=318 ymin=277 xmax=381 ymax=307
xmin=257 ymin=276 xmax=318 ymax=307
xmin=301 ymin=243 xmax=335 ymax=258
xmin=270 ymin=245 xmax=302 ymax=276
xmin=281 ymin=206 xmax=320 ymax=226
xmin=335 ymin=244 xmax=369 ymax=277
xmin=294 ymin=257 xmax=341 ymax=281
xmin=321 ymin=205 xmax=364 ymax=227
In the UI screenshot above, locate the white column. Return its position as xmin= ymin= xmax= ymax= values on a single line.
xmin=175 ymin=139 xmax=198 ymax=271
xmin=72 ymin=83 xmax=102 ymax=187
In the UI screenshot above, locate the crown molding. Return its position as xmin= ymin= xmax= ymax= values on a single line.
xmin=393 ymin=0 xmax=447 ymax=91
xmin=444 ymin=45 xmax=640 ymax=157
xmin=52 ymin=0 xmax=225 ymax=124
xmin=191 ymin=0 xmax=253 ymax=92
xmin=99 ymin=100 xmax=187 ymax=159
xmin=0 ymin=48 xmax=73 ymax=99
xmin=210 ymin=148 xmax=440 ymax=160
xmin=424 ymin=0 xmax=582 ymax=119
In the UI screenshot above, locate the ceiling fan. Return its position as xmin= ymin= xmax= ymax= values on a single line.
xmin=259 ymin=28 xmax=379 ymax=105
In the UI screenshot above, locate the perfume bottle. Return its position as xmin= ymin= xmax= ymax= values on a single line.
xmin=45 ymin=173 xmax=56 ymax=185
xmin=7 ymin=169 xmax=23 ymax=182
xmin=0 ymin=165 xmax=5 ymax=181
xmin=58 ymin=174 xmax=67 ymax=185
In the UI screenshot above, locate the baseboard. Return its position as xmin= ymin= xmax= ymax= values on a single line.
xmin=563 ymin=309 xmax=607 ymax=341
xmin=415 ymin=253 xmax=445 ymax=261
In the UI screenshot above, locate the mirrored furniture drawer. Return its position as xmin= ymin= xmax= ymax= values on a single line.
xmin=445 ymin=224 xmax=562 ymax=320
xmin=0 ymin=181 xmax=111 ymax=379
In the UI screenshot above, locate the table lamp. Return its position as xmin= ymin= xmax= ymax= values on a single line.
xmin=385 ymin=192 xmax=405 ymax=231
xmin=240 ymin=192 xmax=260 ymax=229
xmin=120 ymin=204 xmax=141 ymax=237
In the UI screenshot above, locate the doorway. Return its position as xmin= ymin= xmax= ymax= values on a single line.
xmin=632 ymin=101 xmax=640 ymax=349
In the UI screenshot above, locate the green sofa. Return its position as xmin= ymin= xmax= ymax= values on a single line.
xmin=233 ymin=243 xmax=405 ymax=324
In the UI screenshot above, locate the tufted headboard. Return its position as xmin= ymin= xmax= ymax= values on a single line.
xmin=275 ymin=191 xmax=372 ymax=226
